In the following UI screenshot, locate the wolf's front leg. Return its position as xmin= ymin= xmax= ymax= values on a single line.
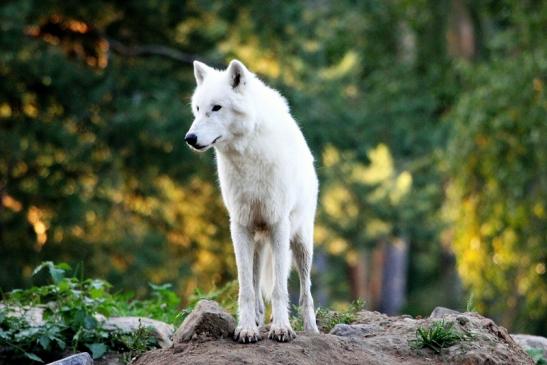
xmin=269 ymin=218 xmax=296 ymax=342
xmin=231 ymin=222 xmax=260 ymax=343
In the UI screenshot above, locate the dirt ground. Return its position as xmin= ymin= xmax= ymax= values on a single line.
xmin=133 ymin=310 xmax=534 ymax=365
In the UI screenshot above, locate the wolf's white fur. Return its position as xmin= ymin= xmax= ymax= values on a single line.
xmin=186 ymin=59 xmax=319 ymax=343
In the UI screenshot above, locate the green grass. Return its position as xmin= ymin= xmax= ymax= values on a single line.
xmin=465 ymin=293 xmax=476 ymax=313
xmin=409 ymin=320 xmax=471 ymax=354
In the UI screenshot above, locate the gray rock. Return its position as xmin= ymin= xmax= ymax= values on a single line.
xmin=429 ymin=306 xmax=461 ymax=318
xmin=512 ymin=334 xmax=547 ymax=358
xmin=173 ymin=300 xmax=236 ymax=342
xmin=47 ymin=352 xmax=93 ymax=365
xmin=101 ymin=316 xmax=174 ymax=348
xmin=0 ymin=304 xmax=45 ymax=326
xmin=329 ymin=323 xmax=377 ymax=337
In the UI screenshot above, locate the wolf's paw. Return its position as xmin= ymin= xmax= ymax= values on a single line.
xmin=268 ymin=324 xmax=296 ymax=342
xmin=233 ymin=325 xmax=261 ymax=344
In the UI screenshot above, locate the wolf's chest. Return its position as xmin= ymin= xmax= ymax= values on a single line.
xmin=217 ymin=157 xmax=284 ymax=226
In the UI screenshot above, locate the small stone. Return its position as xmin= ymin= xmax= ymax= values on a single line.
xmin=173 ymin=300 xmax=236 ymax=342
xmin=47 ymin=352 xmax=93 ymax=365
xmin=429 ymin=306 xmax=461 ymax=318
xmin=329 ymin=324 xmax=376 ymax=337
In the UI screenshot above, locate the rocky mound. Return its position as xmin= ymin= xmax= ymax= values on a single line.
xmin=132 ymin=301 xmax=534 ymax=365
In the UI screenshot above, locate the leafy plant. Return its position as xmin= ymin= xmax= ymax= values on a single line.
xmin=0 ymin=262 xmax=177 ymax=363
xmin=114 ymin=283 xmax=182 ymax=326
xmin=114 ymin=321 xmax=158 ymax=364
xmin=311 ymin=298 xmax=366 ymax=333
xmin=409 ymin=320 xmax=471 ymax=354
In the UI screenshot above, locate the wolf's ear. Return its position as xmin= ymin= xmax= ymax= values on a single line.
xmin=193 ymin=60 xmax=210 ymax=85
xmin=227 ymin=59 xmax=248 ymax=90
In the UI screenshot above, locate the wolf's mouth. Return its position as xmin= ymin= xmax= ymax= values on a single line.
xmin=192 ymin=136 xmax=221 ymax=151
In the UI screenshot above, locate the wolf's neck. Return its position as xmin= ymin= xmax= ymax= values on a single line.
xmin=215 ymin=117 xmax=268 ymax=157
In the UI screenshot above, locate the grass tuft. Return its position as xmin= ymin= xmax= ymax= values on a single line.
xmin=465 ymin=293 xmax=476 ymax=313
xmin=409 ymin=320 xmax=471 ymax=354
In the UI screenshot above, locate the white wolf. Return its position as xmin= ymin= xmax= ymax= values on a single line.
xmin=185 ymin=59 xmax=320 ymax=343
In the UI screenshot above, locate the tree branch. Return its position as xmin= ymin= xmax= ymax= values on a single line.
xmin=107 ymin=38 xmax=195 ymax=64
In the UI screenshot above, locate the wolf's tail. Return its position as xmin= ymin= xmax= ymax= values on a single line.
xmin=259 ymin=243 xmax=292 ymax=303
xmin=260 ymin=244 xmax=274 ymax=302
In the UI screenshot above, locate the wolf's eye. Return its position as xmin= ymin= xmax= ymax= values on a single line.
xmin=212 ymin=105 xmax=222 ymax=112
xmin=196 ymin=106 xmax=199 ymax=111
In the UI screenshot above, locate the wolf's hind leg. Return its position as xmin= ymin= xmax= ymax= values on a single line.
xmin=291 ymin=227 xmax=319 ymax=334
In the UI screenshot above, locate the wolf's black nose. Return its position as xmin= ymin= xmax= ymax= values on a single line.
xmin=185 ymin=133 xmax=198 ymax=147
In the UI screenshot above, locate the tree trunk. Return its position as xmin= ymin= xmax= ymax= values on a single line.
xmin=379 ymin=237 xmax=409 ymax=315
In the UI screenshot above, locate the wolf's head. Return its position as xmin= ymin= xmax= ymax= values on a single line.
xmin=185 ymin=59 xmax=256 ymax=152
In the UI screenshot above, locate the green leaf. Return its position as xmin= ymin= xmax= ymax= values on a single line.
xmin=32 ymin=261 xmax=70 ymax=284
xmin=56 ymin=262 xmax=72 ymax=271
xmin=38 ymin=335 xmax=51 ymax=350
xmin=84 ymin=315 xmax=98 ymax=330
xmin=32 ymin=261 xmax=53 ymax=277
xmin=54 ymin=336 xmax=66 ymax=350
xmin=149 ymin=282 xmax=172 ymax=291
xmin=87 ymin=342 xmax=108 ymax=359
xmin=24 ymin=352 xmax=44 ymax=363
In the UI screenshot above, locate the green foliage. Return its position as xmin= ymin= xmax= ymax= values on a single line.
xmin=114 ymin=322 xmax=159 ymax=364
xmin=446 ymin=50 xmax=547 ymax=333
xmin=115 ymin=283 xmax=182 ymax=326
xmin=527 ymin=348 xmax=547 ymax=365
xmin=0 ymin=262 xmax=177 ymax=363
xmin=310 ymin=299 xmax=366 ymax=333
xmin=409 ymin=320 xmax=470 ymax=354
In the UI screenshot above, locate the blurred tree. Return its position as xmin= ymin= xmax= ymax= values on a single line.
xmin=0 ymin=0 xmax=233 ymax=298
xmin=445 ymin=51 xmax=547 ymax=334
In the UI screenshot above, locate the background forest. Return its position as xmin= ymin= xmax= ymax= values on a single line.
xmin=0 ymin=0 xmax=545 ymax=336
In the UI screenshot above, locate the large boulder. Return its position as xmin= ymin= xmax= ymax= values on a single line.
xmin=133 ymin=302 xmax=534 ymax=365
xmin=0 ymin=304 xmax=45 ymax=326
xmin=173 ymin=300 xmax=236 ymax=342
xmin=101 ymin=317 xmax=174 ymax=348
